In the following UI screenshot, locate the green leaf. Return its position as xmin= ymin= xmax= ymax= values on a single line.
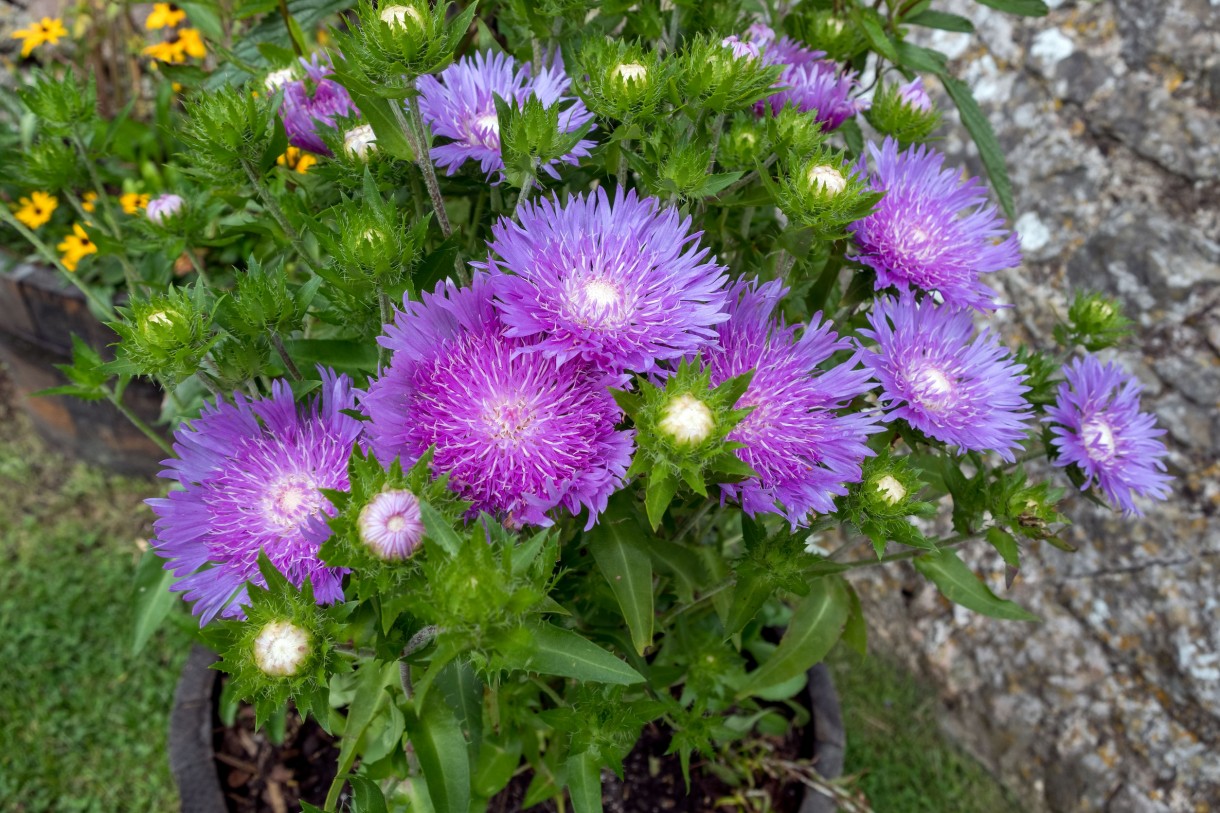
xmin=436 ymin=661 xmax=483 ymax=755
xmin=940 ymin=75 xmax=1016 ymax=221
xmin=419 ymin=500 xmax=463 ymax=557
xmin=406 ymin=701 xmax=472 ymax=813
xmin=841 ymin=582 xmax=867 ymax=656
xmin=508 ymin=622 xmax=644 ymax=685
xmin=283 ymin=338 xmax=378 ymax=375
xmin=895 ymin=42 xmax=949 ymax=74
xmin=986 ymin=527 xmax=1021 ymax=570
xmin=349 ymin=776 xmax=389 ymax=813
xmin=131 ymin=550 xmax=176 ymax=656
xmin=723 ymin=567 xmax=775 ymax=638
xmin=644 ymin=471 xmax=679 ymax=530
xmin=913 ymin=548 xmax=1039 ymax=621
xmin=587 ymin=515 xmax=654 ymax=656
xmin=473 ymin=738 xmax=522 ymax=798
xmin=566 ymin=751 xmax=604 ymax=813
xmin=330 ymin=661 xmax=396 ymax=808
xmin=330 ymin=55 xmax=418 ymax=162
xmin=905 ymin=10 xmax=975 ymax=32
xmin=260 ymin=113 xmax=289 ymax=173
xmin=857 ymin=13 xmax=899 ymax=63
xmin=737 ymin=577 xmax=850 ymax=698
xmin=973 ymin=0 xmax=1049 ymax=16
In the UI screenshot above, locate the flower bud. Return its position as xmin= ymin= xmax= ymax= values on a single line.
xmin=380 ymin=3 xmax=424 ymax=28
xmin=863 ymin=79 xmax=941 ymax=146
xmin=146 ymin=193 xmax=186 ymax=226
xmin=1054 ymin=292 xmax=1131 ymax=351
xmin=264 ymin=67 xmax=296 ymax=91
xmin=612 ymin=62 xmax=648 ymax=84
xmin=358 ymin=489 xmax=425 ymax=560
xmin=806 ymin=164 xmax=846 ymax=196
xmin=343 ymin=124 xmax=378 ymax=160
xmin=659 ymin=393 xmax=715 ymax=446
xmin=873 ymin=474 xmax=907 ymax=506
xmin=897 ymin=78 xmax=933 ymax=113
xmin=252 ymin=620 xmax=312 ymax=677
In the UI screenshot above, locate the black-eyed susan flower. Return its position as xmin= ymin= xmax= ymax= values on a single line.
xmin=12 ymin=192 xmax=58 ymax=229
xmin=57 ymin=223 xmax=97 ymax=272
xmin=11 ymin=17 xmax=67 ymax=58
xmin=145 ymin=3 xmax=186 ymax=30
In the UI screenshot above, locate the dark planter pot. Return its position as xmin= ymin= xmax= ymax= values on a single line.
xmin=169 ymin=646 xmax=846 ymax=813
xmin=0 ymin=259 xmax=165 ymax=476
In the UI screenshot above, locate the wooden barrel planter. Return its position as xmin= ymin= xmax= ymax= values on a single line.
xmin=0 ymin=258 xmax=166 ymax=477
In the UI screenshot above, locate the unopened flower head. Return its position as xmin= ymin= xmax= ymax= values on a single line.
xmin=484 ymin=187 xmax=730 ymax=379
xmin=850 ymin=139 xmax=1021 ymax=310
xmin=659 ymin=394 xmax=715 ymax=445
xmin=358 ymin=489 xmax=425 ymax=560
xmin=1045 ymin=355 xmax=1171 ymax=515
xmin=146 ymin=193 xmax=185 ymax=226
xmin=280 ymin=53 xmax=360 ymax=156
xmin=873 ymin=474 xmax=907 ymax=505
xmin=806 ymin=164 xmax=846 ymax=195
xmin=704 ymin=279 xmax=881 ymax=526
xmin=364 ymin=274 xmax=633 ymax=529
xmin=861 ymin=294 xmax=1032 ymax=461
xmin=343 ymin=124 xmax=378 ymax=160
xmin=379 ymin=3 xmax=423 ymax=27
xmin=252 ymin=620 xmax=312 ymax=677
xmin=613 ymin=61 xmax=649 ymax=83
xmin=418 ymin=51 xmax=594 ymax=177
xmin=897 ymin=77 xmax=933 ymax=112
xmin=148 ymin=371 xmax=361 ymax=623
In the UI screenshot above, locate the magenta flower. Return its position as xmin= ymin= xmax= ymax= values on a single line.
xmin=147 ymin=371 xmax=362 ymax=624
xmin=721 ymin=35 xmax=761 ymax=60
xmin=860 ymin=294 xmax=1032 ymax=461
xmin=417 ymin=51 xmax=594 ymax=178
xmin=756 ymin=36 xmax=866 ymax=131
xmin=704 ymin=279 xmax=881 ymax=526
xmin=850 ymin=139 xmax=1021 ymax=311
xmin=363 ymin=274 xmax=633 ymax=529
xmin=897 ymin=77 xmax=933 ymax=111
xmin=280 ymin=54 xmax=360 ymax=156
xmin=483 ymin=187 xmax=730 ymax=379
xmin=1046 ymin=356 xmax=1171 ymax=515
xmin=358 ymin=489 xmax=425 ymax=560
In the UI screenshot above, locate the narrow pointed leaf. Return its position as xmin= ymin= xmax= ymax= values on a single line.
xmin=566 ymin=751 xmax=604 ymax=813
xmin=940 ymin=75 xmax=1016 ymax=221
xmin=507 ymin=622 xmax=643 ymax=685
xmin=588 ymin=518 xmax=654 ymax=655
xmin=913 ymin=548 xmax=1039 ymax=621
xmin=131 ymin=550 xmax=177 ymax=656
xmin=406 ymin=701 xmax=472 ymax=813
xmin=419 ymin=501 xmax=463 ymax=556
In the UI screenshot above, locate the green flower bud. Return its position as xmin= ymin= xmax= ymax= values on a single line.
xmin=775 ymin=149 xmax=882 ymax=237
xmin=573 ymin=39 xmax=663 ymax=123
xmin=1053 ymin=292 xmax=1132 ymax=351
xmin=179 ymin=88 xmax=278 ymax=181
xmin=863 ymin=79 xmax=942 ymax=147
xmin=110 ymin=286 xmax=216 ymax=385
xmin=18 ymin=138 xmax=84 ymax=193
xmin=788 ymin=9 xmax=869 ymax=61
xmin=718 ymin=115 xmax=768 ymax=170
xmin=656 ymin=141 xmax=714 ymax=201
xmin=673 ymin=35 xmax=783 ymax=115
xmin=252 ymin=619 xmax=313 ymax=677
xmin=332 ymin=0 xmax=476 ymax=95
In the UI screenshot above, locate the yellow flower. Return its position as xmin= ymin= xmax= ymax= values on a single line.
xmin=177 ymin=28 xmax=207 ymax=59
xmin=143 ymin=39 xmax=185 ymax=64
xmin=276 ymin=147 xmax=317 ymax=174
xmin=11 ymin=17 xmax=68 ymax=58
xmin=57 ymin=223 xmax=98 ymax=272
xmin=82 ymin=191 xmax=98 ymax=213
xmin=145 ymin=3 xmax=187 ymax=30
xmin=119 ymin=192 xmax=151 ymax=214
xmin=12 ymin=192 xmax=58 ymax=229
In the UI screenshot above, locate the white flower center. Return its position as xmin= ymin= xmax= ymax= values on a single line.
xmin=807 ymin=164 xmax=846 ymax=195
xmin=344 ymin=124 xmax=378 ymax=160
xmin=484 ymin=397 xmax=536 ymax=445
xmin=476 ymin=112 xmax=500 ymax=132
xmin=659 ymin=394 xmax=715 ymax=445
xmin=582 ymin=278 xmax=621 ymax=308
xmin=380 ymin=4 xmax=422 ymax=27
xmin=874 ymin=475 xmax=907 ymax=505
xmin=1082 ymin=416 xmax=1118 ymax=462
xmin=264 ymin=68 xmax=295 ymax=91
xmin=613 ymin=62 xmax=648 ymax=83
xmin=253 ymin=620 xmax=311 ymax=677
xmin=146 ymin=310 xmax=173 ymax=327
xmin=264 ymin=474 xmax=322 ymax=530
xmin=912 ymin=366 xmax=956 ymax=411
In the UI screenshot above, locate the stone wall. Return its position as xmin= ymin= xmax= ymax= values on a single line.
xmin=854 ymin=2 xmax=1220 ymax=811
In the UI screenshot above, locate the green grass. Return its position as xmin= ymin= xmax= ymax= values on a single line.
xmin=830 ymin=648 xmax=1025 ymax=812
xmin=0 ymin=405 xmax=191 ymax=812
xmin=0 ymin=386 xmax=1020 ymax=813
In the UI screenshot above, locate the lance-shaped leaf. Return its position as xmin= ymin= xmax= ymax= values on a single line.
xmin=914 ymin=548 xmax=1040 ymax=621
xmin=587 ymin=505 xmax=654 ymax=655
xmin=504 ymin=622 xmax=644 ymax=685
xmin=406 ymin=700 xmax=472 ymax=813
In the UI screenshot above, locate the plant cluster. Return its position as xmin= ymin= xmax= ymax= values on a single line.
xmin=0 ymin=0 xmax=1175 ymax=810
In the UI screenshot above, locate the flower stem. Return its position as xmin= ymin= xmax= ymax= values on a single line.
xmin=406 ymin=95 xmax=453 ymax=240
xmin=105 ymin=384 xmax=174 ymax=456
xmin=269 ymin=331 xmax=302 ymax=381
xmin=239 ymin=158 xmax=323 ymax=277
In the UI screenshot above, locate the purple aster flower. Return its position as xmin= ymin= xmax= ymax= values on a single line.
xmin=897 ymin=77 xmax=933 ymax=112
xmin=704 ymin=278 xmax=881 ymax=526
xmin=721 ymin=35 xmax=761 ymax=60
xmin=860 ymin=294 xmax=1032 ymax=461
xmin=482 ymin=187 xmax=730 ymax=379
xmin=363 ymin=274 xmax=633 ymax=529
xmin=849 ymin=139 xmax=1021 ymax=310
xmin=417 ymin=51 xmax=594 ymax=178
xmin=280 ymin=53 xmax=360 ymax=156
xmin=358 ymin=489 xmax=425 ymax=560
xmin=146 ymin=193 xmax=185 ymax=225
xmin=755 ymin=36 xmax=866 ymax=131
xmin=1045 ymin=356 xmax=1171 ymax=515
xmin=147 ymin=371 xmax=362 ymax=624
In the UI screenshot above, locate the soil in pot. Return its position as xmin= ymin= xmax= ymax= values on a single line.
xmin=212 ymin=675 xmax=339 ymax=813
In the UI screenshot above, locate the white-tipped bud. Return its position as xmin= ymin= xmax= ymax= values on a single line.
xmin=380 ymin=4 xmax=423 ymax=27
xmin=253 ymin=620 xmax=311 ymax=677
xmin=343 ymin=124 xmax=378 ymax=161
xmin=806 ymin=164 xmax=846 ymax=196
xmin=358 ymin=489 xmax=425 ymax=560
xmin=659 ymin=393 xmax=715 ymax=446
xmin=264 ymin=68 xmax=295 ymax=91
xmin=613 ymin=62 xmax=648 ymax=83
xmin=146 ymin=193 xmax=186 ymax=226
xmin=874 ymin=475 xmax=908 ymax=506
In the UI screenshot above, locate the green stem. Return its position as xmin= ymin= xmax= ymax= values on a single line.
xmin=239 ymin=158 xmax=323 ymax=277
xmin=275 ymin=0 xmax=303 ymax=57
xmin=706 ymin=113 xmax=726 ymax=170
xmin=269 ymin=331 xmax=302 ymax=381
xmin=377 ymin=289 xmax=393 ymax=370
xmin=0 ymin=207 xmax=116 ymax=320
xmin=184 ymin=248 xmax=212 ymax=287
xmin=775 ymin=248 xmax=796 ymax=281
xmin=406 ymin=95 xmax=453 ymax=239
xmin=673 ymin=499 xmax=715 ymax=544
xmin=105 ymin=385 xmax=174 ymax=456
xmin=834 ymin=533 xmax=978 ymax=571
xmin=513 ymin=172 xmax=537 ymax=221
xmin=617 ymin=139 xmax=630 ymax=189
